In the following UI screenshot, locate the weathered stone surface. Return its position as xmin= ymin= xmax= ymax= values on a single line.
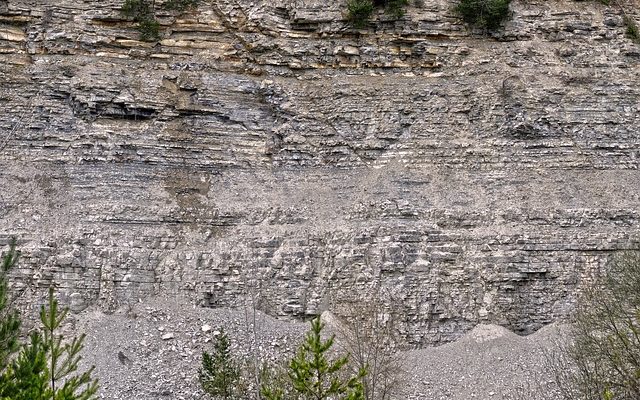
xmin=0 ymin=0 xmax=639 ymax=346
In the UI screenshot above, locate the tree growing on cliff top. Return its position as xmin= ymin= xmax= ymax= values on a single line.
xmin=454 ymin=0 xmax=511 ymax=30
xmin=346 ymin=0 xmax=375 ymax=28
xmin=346 ymin=0 xmax=409 ymax=28
xmin=121 ymin=0 xmax=200 ymax=41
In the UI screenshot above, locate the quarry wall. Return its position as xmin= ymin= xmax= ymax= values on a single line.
xmin=0 ymin=0 xmax=639 ymax=345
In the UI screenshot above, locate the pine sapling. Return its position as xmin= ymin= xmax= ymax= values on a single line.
xmin=0 ymin=238 xmax=20 ymax=371
xmin=199 ymin=329 xmax=242 ymax=399
xmin=1 ymin=332 xmax=50 ymax=400
xmin=40 ymin=286 xmax=98 ymax=400
xmin=0 ymin=243 xmax=98 ymax=400
xmin=263 ymin=317 xmax=366 ymax=400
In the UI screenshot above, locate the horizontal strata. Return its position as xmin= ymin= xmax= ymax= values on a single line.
xmin=0 ymin=0 xmax=639 ymax=345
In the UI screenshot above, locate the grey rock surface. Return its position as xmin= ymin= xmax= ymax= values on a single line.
xmin=74 ymin=296 xmax=565 ymax=399
xmin=0 ymin=0 xmax=639 ymax=347
xmin=76 ymin=296 xmax=308 ymax=400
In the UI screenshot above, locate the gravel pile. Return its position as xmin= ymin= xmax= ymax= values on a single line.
xmin=74 ymin=295 xmax=569 ymax=400
xmin=75 ymin=296 xmax=308 ymax=400
xmin=401 ymin=324 xmax=567 ymax=400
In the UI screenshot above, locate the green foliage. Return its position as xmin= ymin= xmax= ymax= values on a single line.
xmin=0 ymin=240 xmax=98 ymax=400
xmin=1 ymin=287 xmax=99 ymax=400
xmin=384 ymin=0 xmax=409 ymax=19
xmin=136 ymin=18 xmax=161 ymax=42
xmin=0 ymin=333 xmax=49 ymax=400
xmin=454 ymin=0 xmax=511 ymax=31
xmin=624 ymin=15 xmax=640 ymax=43
xmin=121 ymin=0 xmax=153 ymax=20
xmin=346 ymin=0 xmax=374 ymax=29
xmin=165 ymin=0 xmax=200 ymax=11
xmin=199 ymin=329 xmax=243 ymax=399
xmin=346 ymin=0 xmax=410 ymax=28
xmin=121 ymin=0 xmax=160 ymax=42
xmin=0 ymin=239 xmax=20 ymax=372
xmin=263 ymin=317 xmax=366 ymax=400
xmin=553 ymin=252 xmax=640 ymax=399
xmin=121 ymin=0 xmax=201 ymax=41
xmin=40 ymin=286 xmax=98 ymax=399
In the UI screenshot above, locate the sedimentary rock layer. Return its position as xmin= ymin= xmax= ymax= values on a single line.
xmin=1 ymin=0 xmax=639 ymax=345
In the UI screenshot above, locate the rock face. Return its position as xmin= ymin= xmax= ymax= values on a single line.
xmin=0 ymin=0 xmax=638 ymax=346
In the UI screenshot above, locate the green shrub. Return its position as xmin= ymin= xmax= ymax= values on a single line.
xmin=165 ymin=0 xmax=200 ymax=11
xmin=121 ymin=0 xmax=161 ymax=42
xmin=121 ymin=0 xmax=153 ymax=20
xmin=347 ymin=0 xmax=375 ymax=28
xmin=454 ymin=0 xmax=511 ymax=30
xmin=0 ymin=239 xmax=20 ymax=372
xmin=385 ymin=0 xmax=409 ymax=19
xmin=121 ymin=0 xmax=201 ymax=41
xmin=624 ymin=15 xmax=640 ymax=43
xmin=346 ymin=0 xmax=410 ymax=28
xmin=137 ymin=18 xmax=161 ymax=42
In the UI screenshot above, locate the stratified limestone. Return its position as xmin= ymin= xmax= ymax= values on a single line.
xmin=0 ymin=0 xmax=638 ymax=345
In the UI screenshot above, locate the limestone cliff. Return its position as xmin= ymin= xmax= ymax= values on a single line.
xmin=0 ymin=0 xmax=638 ymax=345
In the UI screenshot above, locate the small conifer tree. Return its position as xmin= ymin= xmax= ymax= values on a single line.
xmin=1 ymin=286 xmax=98 ymax=400
xmin=0 ymin=332 xmax=49 ymax=400
xmin=0 ymin=239 xmax=98 ymax=400
xmin=0 ymin=239 xmax=20 ymax=371
xmin=40 ymin=286 xmax=98 ymax=399
xmin=199 ymin=329 xmax=243 ymax=399
xmin=262 ymin=317 xmax=366 ymax=400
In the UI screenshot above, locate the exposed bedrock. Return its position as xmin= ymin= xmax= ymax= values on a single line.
xmin=0 ymin=0 xmax=638 ymax=345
